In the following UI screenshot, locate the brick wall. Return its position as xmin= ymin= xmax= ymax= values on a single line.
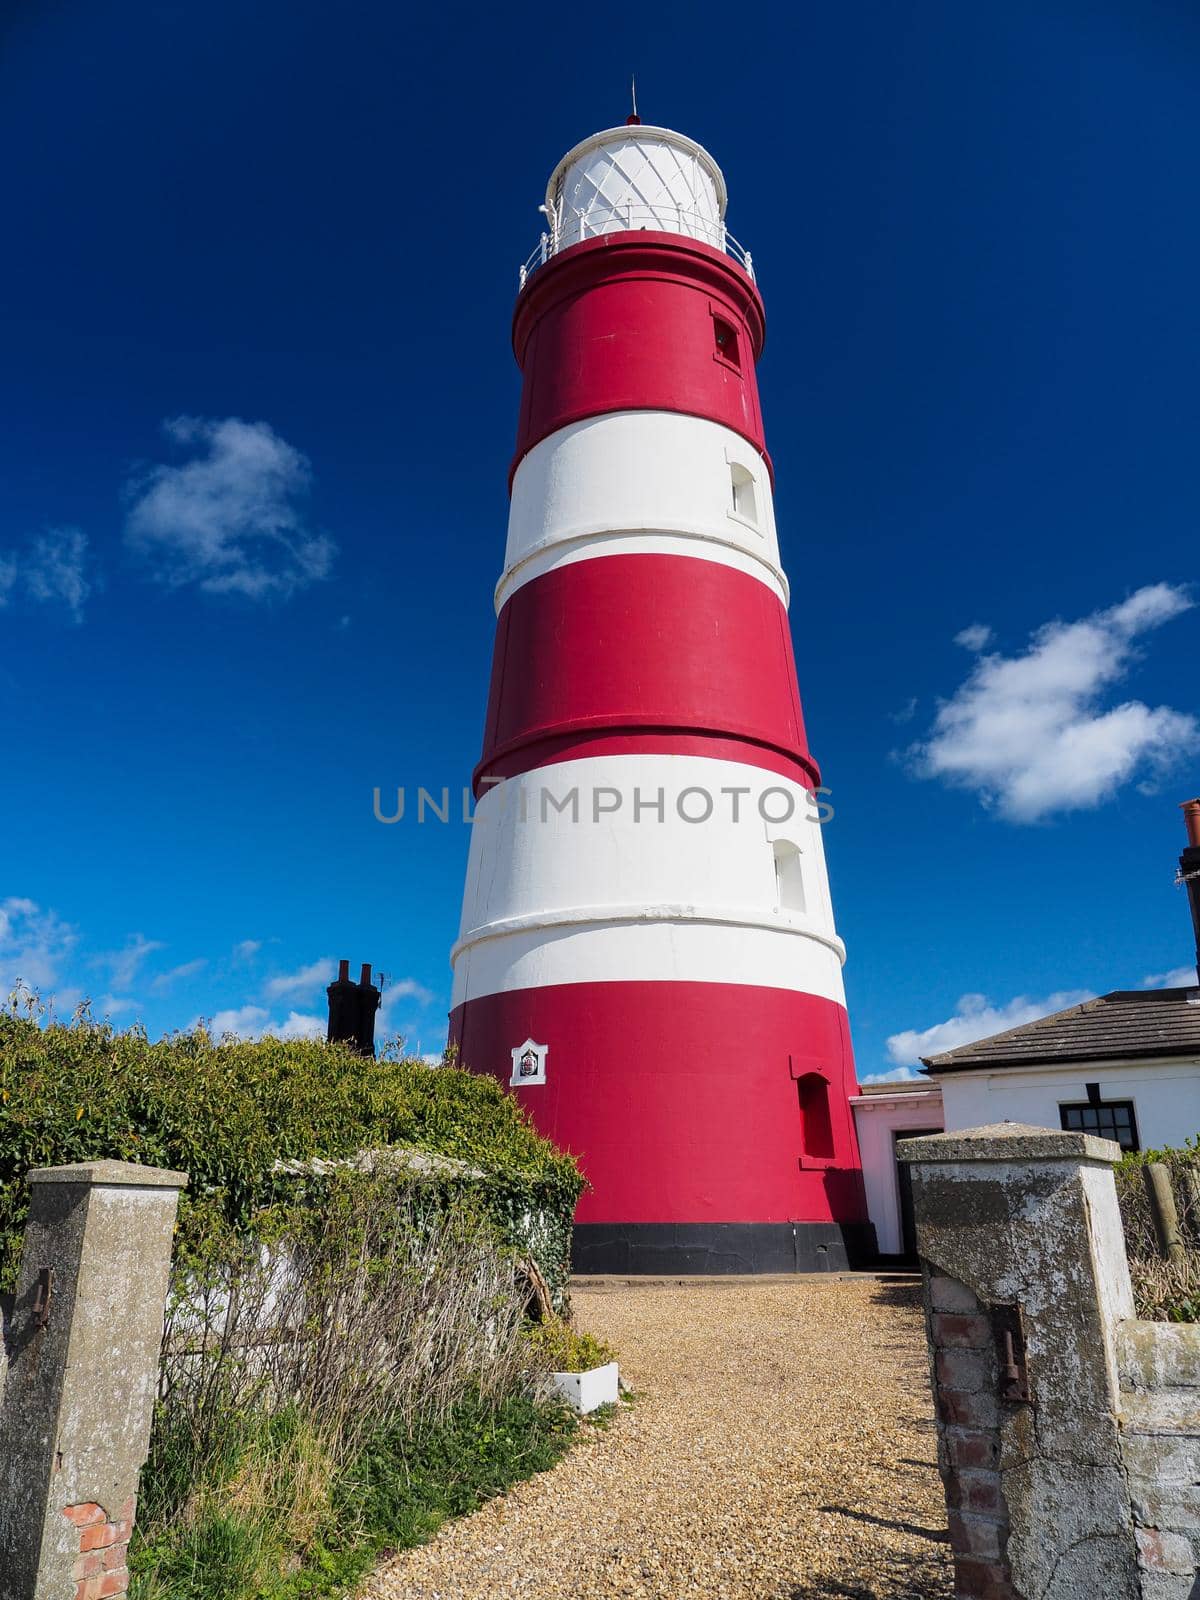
xmin=64 ymin=1498 xmax=135 ymax=1600
xmin=925 ymin=1271 xmax=1017 ymax=1600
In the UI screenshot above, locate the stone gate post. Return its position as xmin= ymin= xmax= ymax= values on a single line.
xmin=0 ymin=1160 xmax=187 ymax=1600
xmin=897 ymin=1122 xmax=1141 ymax=1600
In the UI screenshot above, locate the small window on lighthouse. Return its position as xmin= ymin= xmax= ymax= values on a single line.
xmin=773 ymin=839 xmax=806 ymax=914
xmin=797 ymin=1073 xmax=836 ymax=1161
xmin=713 ymin=315 xmax=741 ymax=370
xmin=730 ymin=463 xmax=758 ymax=526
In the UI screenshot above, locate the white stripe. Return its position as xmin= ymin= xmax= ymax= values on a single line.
xmin=451 ymin=918 xmax=847 ymax=1009
xmin=501 ymin=411 xmax=784 ymax=609
xmin=451 ymin=902 xmax=846 ymax=965
xmin=452 ymin=753 xmax=844 ymax=1005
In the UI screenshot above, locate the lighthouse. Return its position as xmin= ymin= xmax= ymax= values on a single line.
xmin=450 ymin=119 xmax=870 ymax=1273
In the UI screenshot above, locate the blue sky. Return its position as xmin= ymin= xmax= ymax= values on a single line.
xmin=1 ymin=0 xmax=1196 ymax=1076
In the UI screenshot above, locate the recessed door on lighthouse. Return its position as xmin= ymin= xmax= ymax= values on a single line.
xmin=449 ymin=118 xmax=871 ymax=1274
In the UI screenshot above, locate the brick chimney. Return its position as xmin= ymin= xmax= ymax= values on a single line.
xmin=1179 ymin=799 xmax=1200 ymax=986
xmin=326 ymin=959 xmax=382 ymax=1056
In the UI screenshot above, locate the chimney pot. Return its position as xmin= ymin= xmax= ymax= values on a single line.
xmin=327 ymin=959 xmax=380 ymax=1056
xmin=1178 ymin=799 xmax=1200 ymax=989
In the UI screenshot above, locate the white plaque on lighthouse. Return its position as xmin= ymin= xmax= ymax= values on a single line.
xmin=510 ymin=1038 xmax=548 ymax=1086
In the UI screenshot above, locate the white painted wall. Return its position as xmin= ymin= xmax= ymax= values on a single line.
xmin=500 ymin=411 xmax=782 ymax=609
xmin=937 ymin=1059 xmax=1200 ymax=1152
xmin=451 ymin=753 xmax=844 ymax=1008
xmin=548 ymin=126 xmax=725 ymax=250
xmin=851 ymin=1088 xmax=944 ymax=1256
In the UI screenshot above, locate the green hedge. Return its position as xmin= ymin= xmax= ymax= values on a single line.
xmin=0 ymin=1012 xmax=584 ymax=1296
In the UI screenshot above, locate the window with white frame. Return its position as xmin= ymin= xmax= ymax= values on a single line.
xmin=729 ymin=461 xmax=758 ymax=526
xmin=772 ymin=838 xmax=805 ymax=913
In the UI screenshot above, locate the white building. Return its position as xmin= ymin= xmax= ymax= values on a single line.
xmin=924 ymin=986 xmax=1200 ymax=1155
xmin=852 ymin=985 xmax=1200 ymax=1259
xmin=849 ymin=1080 xmax=944 ymax=1258
xmin=853 ymin=799 xmax=1200 ymax=1258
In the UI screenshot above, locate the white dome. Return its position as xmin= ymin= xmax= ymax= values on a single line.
xmin=545 ymin=125 xmax=727 ymax=252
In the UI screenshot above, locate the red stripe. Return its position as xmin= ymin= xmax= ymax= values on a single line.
xmin=449 ymin=980 xmax=867 ymax=1226
xmin=475 ymin=554 xmax=815 ymax=792
xmin=511 ymin=233 xmax=769 ymax=486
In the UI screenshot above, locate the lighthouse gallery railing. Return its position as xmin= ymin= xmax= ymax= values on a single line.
xmin=519 ymin=203 xmax=755 ymax=290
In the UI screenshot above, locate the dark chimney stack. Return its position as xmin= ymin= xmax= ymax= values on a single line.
xmin=326 ymin=958 xmax=382 ymax=1056
xmin=1179 ymin=799 xmax=1200 ymax=986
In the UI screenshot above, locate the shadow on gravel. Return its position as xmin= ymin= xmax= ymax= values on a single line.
xmin=784 ymin=1575 xmax=950 ymax=1600
xmin=776 ymin=1277 xmax=955 ymax=1599
xmin=816 ymin=1505 xmax=949 ymax=1543
xmin=866 ymin=1278 xmax=924 ymax=1311
xmin=783 ymin=1544 xmax=954 ymax=1600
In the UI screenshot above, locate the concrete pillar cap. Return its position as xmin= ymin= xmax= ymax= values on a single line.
xmin=28 ymin=1159 xmax=189 ymax=1189
xmin=896 ymin=1122 xmax=1122 ymax=1166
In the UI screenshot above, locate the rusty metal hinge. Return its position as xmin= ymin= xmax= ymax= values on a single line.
xmin=990 ymin=1303 xmax=1030 ymax=1404
xmin=32 ymin=1265 xmax=52 ymax=1332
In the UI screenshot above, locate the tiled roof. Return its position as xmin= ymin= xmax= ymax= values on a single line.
xmin=854 ymin=1079 xmax=942 ymax=1096
xmin=921 ymin=986 xmax=1200 ymax=1074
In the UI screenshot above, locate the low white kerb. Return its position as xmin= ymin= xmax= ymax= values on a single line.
xmin=551 ymin=1361 xmax=621 ymax=1415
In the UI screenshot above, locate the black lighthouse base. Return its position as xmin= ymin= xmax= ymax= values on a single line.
xmin=571 ymin=1221 xmax=876 ymax=1276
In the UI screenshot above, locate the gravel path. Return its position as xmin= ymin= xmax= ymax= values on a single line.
xmin=364 ymin=1275 xmax=953 ymax=1600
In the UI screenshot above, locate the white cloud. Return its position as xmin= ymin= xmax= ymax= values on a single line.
xmin=954 ymin=622 xmax=993 ymax=652
xmin=887 ymin=989 xmax=1095 ymax=1067
xmin=94 ymin=933 xmax=165 ymax=991
xmin=383 ymin=976 xmax=435 ymax=1006
xmin=151 ymin=957 xmax=207 ymax=991
xmin=194 ymin=966 xmax=434 ymax=1047
xmin=1142 ymin=965 xmax=1197 ymax=989
xmin=0 ymin=897 xmax=37 ymax=936
xmin=233 ymin=939 xmax=262 ymax=961
xmin=197 ymin=1004 xmax=325 ymax=1042
xmin=48 ymin=987 xmax=85 ymax=1017
xmin=265 ymin=1011 xmax=326 ymax=1042
xmin=264 ymin=957 xmax=334 ymax=1000
xmin=0 ymin=528 xmax=92 ymax=622
xmin=263 ymin=962 xmax=433 ymax=1009
xmin=860 ymin=1066 xmax=922 ymax=1084
xmin=0 ymin=897 xmax=77 ymax=992
xmin=124 ymin=416 xmax=335 ymax=600
xmin=910 ymin=584 xmax=1196 ymax=822
xmin=98 ymin=995 xmax=140 ymax=1017
xmin=25 ymin=527 xmax=91 ymax=622
xmin=376 ymin=977 xmax=437 ymax=1046
xmin=206 ymin=1004 xmax=270 ymax=1038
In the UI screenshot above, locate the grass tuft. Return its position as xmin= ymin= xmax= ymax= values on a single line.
xmin=130 ymin=1393 xmax=580 ymax=1600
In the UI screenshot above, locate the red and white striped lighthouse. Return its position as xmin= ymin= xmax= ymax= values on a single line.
xmin=450 ymin=120 xmax=870 ymax=1273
